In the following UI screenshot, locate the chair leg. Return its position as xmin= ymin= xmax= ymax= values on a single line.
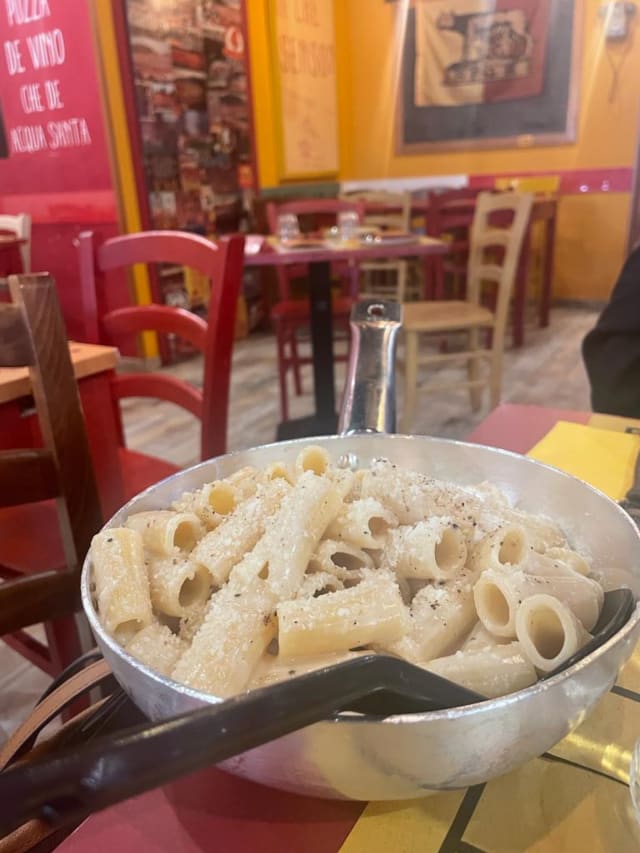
xmin=275 ymin=322 xmax=290 ymax=422
xmin=467 ymin=328 xmax=483 ymax=412
xmin=489 ymin=344 xmax=504 ymax=410
xmin=290 ymin=331 xmax=303 ymax=396
xmin=401 ymin=331 xmax=419 ymax=433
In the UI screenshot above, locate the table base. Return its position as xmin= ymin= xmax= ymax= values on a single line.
xmin=276 ymin=412 xmax=339 ymax=441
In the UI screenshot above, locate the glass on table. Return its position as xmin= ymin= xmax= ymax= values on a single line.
xmin=276 ymin=213 xmax=301 ymax=245
xmin=338 ymin=210 xmax=360 ymax=242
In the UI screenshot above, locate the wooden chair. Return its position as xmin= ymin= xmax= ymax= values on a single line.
xmin=423 ymin=188 xmax=481 ymax=300
xmin=401 ymin=192 xmax=534 ymax=432
xmin=341 ymin=190 xmax=413 ymax=301
xmin=0 ymin=213 xmax=31 ymax=273
xmin=0 ymin=274 xmax=102 ymax=675
xmin=76 ymin=230 xmax=245 ymax=500
xmin=265 ymin=199 xmax=365 ymax=422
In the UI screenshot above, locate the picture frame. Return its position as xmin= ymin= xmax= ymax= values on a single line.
xmin=267 ymin=0 xmax=340 ymax=181
xmin=395 ymin=0 xmax=582 ymax=153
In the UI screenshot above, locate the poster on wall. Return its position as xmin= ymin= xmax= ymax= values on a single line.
xmin=396 ymin=0 xmax=580 ymax=152
xmin=269 ymin=0 xmax=339 ymax=179
xmin=125 ymin=0 xmax=255 ymax=238
xmin=0 ymin=1 xmax=113 ymax=193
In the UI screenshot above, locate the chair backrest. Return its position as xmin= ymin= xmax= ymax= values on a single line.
xmin=340 ymin=190 xmax=411 ymax=232
xmin=467 ymin=192 xmax=534 ymax=334
xmin=0 ymin=274 xmax=102 ymax=636
xmin=0 ymin=213 xmax=31 ymax=272
xmin=425 ymin=188 xmax=481 ymax=237
xmin=76 ymin=230 xmax=245 ymax=461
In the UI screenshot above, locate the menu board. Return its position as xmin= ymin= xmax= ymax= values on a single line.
xmin=125 ymin=0 xmax=255 ymax=235
xmin=270 ymin=0 xmax=339 ymax=179
xmin=0 ymin=0 xmax=112 ymax=193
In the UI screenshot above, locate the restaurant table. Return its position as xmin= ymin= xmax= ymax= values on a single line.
xmin=0 ymin=341 xmax=125 ymax=517
xmin=54 ymin=403 xmax=640 ymax=853
xmin=411 ymin=196 xmax=558 ymax=348
xmin=244 ymin=236 xmax=448 ymax=440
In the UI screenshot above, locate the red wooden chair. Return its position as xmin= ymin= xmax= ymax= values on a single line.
xmin=0 ymin=274 xmax=102 ymax=676
xmin=265 ymin=199 xmax=365 ymax=422
xmin=424 ymin=188 xmax=481 ymax=300
xmin=76 ymin=230 xmax=245 ymax=503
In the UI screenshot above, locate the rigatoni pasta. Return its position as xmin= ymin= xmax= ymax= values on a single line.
xmin=91 ymin=528 xmax=152 ymax=644
xmin=90 ymin=451 xmax=608 ymax=703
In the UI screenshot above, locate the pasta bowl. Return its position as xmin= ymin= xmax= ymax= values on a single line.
xmin=81 ymin=302 xmax=640 ymax=800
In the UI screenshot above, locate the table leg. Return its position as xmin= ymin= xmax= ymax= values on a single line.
xmin=309 ymin=261 xmax=336 ymax=421
xmin=540 ymin=212 xmax=556 ymax=328
xmin=512 ymin=227 xmax=532 ymax=348
xmin=276 ymin=260 xmax=339 ymax=440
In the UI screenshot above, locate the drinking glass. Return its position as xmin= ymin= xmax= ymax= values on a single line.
xmin=338 ymin=210 xmax=359 ymax=242
xmin=276 ymin=213 xmax=300 ymax=244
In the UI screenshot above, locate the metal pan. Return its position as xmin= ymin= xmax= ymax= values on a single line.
xmin=81 ymin=300 xmax=640 ymax=800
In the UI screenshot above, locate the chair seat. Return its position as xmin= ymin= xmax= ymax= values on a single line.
xmin=119 ymin=448 xmax=181 ymax=504
xmin=403 ymin=300 xmax=494 ymax=332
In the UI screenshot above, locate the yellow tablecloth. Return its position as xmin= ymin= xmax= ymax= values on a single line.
xmin=339 ymin=421 xmax=640 ymax=853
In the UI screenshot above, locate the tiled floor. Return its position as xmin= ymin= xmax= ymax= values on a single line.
xmin=1 ymin=303 xmax=599 ymax=742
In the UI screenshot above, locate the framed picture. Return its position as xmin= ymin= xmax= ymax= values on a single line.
xmin=396 ymin=0 xmax=581 ymax=153
xmin=268 ymin=0 xmax=339 ymax=180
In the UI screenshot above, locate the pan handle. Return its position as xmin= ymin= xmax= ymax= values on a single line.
xmin=338 ymin=299 xmax=403 ymax=435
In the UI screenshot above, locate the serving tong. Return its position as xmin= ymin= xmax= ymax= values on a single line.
xmin=0 ymin=588 xmax=633 ymax=838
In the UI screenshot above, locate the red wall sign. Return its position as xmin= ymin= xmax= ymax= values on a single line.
xmin=0 ymin=0 xmax=119 ymax=337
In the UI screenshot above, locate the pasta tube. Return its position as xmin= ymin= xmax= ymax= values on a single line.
xmin=327 ymin=498 xmax=398 ymax=549
xmin=172 ymin=580 xmax=277 ymax=697
xmin=191 ymin=479 xmax=290 ymax=586
xmin=294 ymin=445 xmax=331 ymax=478
xmin=126 ymin=510 xmax=202 ymax=556
xmin=147 ymin=555 xmax=213 ymax=617
xmin=360 ymin=458 xmax=483 ymax=528
xmin=474 ymin=569 xmax=603 ymax=637
xmin=545 ymin=547 xmax=591 ymax=576
xmin=470 ymin=525 xmax=529 ymax=572
xmin=462 ymin=621 xmax=508 ymax=653
xmin=232 ymin=471 xmax=344 ymax=600
xmin=91 ymin=528 xmax=152 ymax=643
xmin=172 ymin=467 xmax=260 ymax=528
xmin=307 ymin=539 xmax=374 ymax=580
xmin=179 ymin=600 xmax=208 ymax=645
xmin=515 ymin=594 xmax=591 ymax=673
xmin=425 ymin=642 xmax=537 ymax=698
xmin=297 ymin=571 xmax=344 ymax=598
xmin=489 ymin=508 xmax=567 ymax=553
xmin=277 ymin=572 xmax=407 ymax=657
xmin=388 ymin=568 xmax=479 ymax=662
xmin=126 ymin=622 xmax=186 ymax=677
xmin=387 ymin=518 xmax=467 ymax=581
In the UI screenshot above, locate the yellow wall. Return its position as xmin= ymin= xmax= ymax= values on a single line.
xmin=246 ymin=1 xmax=280 ymax=188
xmin=246 ymin=0 xmax=349 ymax=186
xmin=339 ymin=0 xmax=640 ymax=300
xmin=248 ymin=0 xmax=640 ymax=299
